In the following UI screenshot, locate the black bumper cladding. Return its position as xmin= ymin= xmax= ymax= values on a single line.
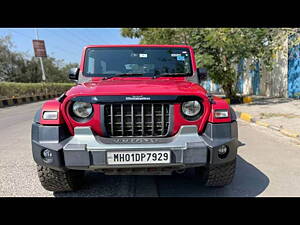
xmin=31 ymin=120 xmax=239 ymax=171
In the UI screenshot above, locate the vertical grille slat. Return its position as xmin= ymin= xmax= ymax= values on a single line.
xmin=161 ymin=104 xmax=165 ymax=133
xmin=121 ymin=104 xmax=124 ymax=136
xmin=141 ymin=104 xmax=144 ymax=136
xmin=104 ymin=103 xmax=170 ymax=137
xmin=131 ymin=104 xmax=134 ymax=136
xmin=110 ymin=104 xmax=114 ymax=136
xmin=151 ymin=104 xmax=154 ymax=136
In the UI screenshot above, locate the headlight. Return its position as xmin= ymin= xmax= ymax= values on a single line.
xmin=181 ymin=101 xmax=201 ymax=117
xmin=72 ymin=101 xmax=93 ymax=118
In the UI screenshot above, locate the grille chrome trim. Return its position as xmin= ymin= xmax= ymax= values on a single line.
xmin=104 ymin=103 xmax=171 ymax=137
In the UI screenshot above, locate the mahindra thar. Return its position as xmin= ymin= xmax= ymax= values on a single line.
xmin=31 ymin=45 xmax=240 ymax=192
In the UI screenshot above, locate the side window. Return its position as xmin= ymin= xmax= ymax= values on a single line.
xmin=87 ymin=56 xmax=95 ymax=74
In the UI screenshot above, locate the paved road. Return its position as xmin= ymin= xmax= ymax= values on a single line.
xmin=0 ymin=101 xmax=300 ymax=197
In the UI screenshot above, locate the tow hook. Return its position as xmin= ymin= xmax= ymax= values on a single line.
xmin=175 ymin=169 xmax=186 ymax=174
xmin=237 ymin=140 xmax=246 ymax=147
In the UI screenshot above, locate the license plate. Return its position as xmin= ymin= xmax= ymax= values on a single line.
xmin=107 ymin=151 xmax=171 ymax=165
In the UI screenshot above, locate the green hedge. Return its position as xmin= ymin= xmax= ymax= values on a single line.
xmin=0 ymin=82 xmax=74 ymax=99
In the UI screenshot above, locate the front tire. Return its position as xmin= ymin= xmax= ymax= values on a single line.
xmin=200 ymin=159 xmax=236 ymax=187
xmin=37 ymin=165 xmax=85 ymax=192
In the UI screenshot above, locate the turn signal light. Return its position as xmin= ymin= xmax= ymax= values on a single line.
xmin=43 ymin=111 xmax=58 ymax=120
xmin=214 ymin=109 xmax=229 ymax=118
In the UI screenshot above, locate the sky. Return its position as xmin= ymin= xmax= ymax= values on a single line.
xmin=0 ymin=28 xmax=140 ymax=65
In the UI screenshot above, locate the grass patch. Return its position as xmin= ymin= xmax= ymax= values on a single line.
xmin=0 ymin=82 xmax=74 ymax=99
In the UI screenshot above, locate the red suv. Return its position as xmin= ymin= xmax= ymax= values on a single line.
xmin=31 ymin=45 xmax=240 ymax=192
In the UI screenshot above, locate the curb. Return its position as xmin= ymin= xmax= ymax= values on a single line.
xmin=223 ymin=96 xmax=253 ymax=105
xmin=0 ymin=94 xmax=60 ymax=108
xmin=280 ymin=129 xmax=300 ymax=138
xmin=269 ymin=125 xmax=282 ymax=132
xmin=236 ymin=110 xmax=300 ymax=142
xmin=255 ymin=120 xmax=270 ymax=128
xmin=291 ymin=139 xmax=300 ymax=146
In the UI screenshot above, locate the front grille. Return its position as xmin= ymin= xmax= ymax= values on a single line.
xmin=104 ymin=103 xmax=170 ymax=137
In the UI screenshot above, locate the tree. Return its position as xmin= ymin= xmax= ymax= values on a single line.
xmin=0 ymin=35 xmax=78 ymax=83
xmin=121 ymin=28 xmax=193 ymax=45
xmin=0 ymin=35 xmax=24 ymax=82
xmin=121 ymin=28 xmax=300 ymax=98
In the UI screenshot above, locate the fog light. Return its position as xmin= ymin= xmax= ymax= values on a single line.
xmin=217 ymin=145 xmax=229 ymax=159
xmin=41 ymin=149 xmax=53 ymax=163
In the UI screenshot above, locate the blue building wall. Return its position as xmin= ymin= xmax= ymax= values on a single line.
xmin=200 ymin=36 xmax=300 ymax=98
xmin=288 ymin=44 xmax=300 ymax=98
xmin=202 ymin=78 xmax=211 ymax=92
xmin=202 ymin=58 xmax=261 ymax=96
xmin=251 ymin=61 xmax=260 ymax=95
xmin=201 ymin=48 xmax=300 ymax=98
xmin=236 ymin=59 xmax=244 ymax=93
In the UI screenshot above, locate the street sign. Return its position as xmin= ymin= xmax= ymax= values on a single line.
xmin=32 ymin=40 xmax=47 ymax=57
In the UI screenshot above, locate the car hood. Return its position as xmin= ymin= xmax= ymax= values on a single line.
xmin=66 ymin=78 xmax=208 ymax=97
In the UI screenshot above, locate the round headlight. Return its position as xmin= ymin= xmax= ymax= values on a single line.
xmin=181 ymin=101 xmax=201 ymax=117
xmin=72 ymin=101 xmax=93 ymax=118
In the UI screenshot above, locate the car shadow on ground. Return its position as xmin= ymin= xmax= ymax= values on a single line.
xmin=155 ymin=155 xmax=270 ymax=197
xmin=54 ymin=155 xmax=269 ymax=197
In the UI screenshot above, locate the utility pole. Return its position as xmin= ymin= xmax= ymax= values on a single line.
xmin=34 ymin=28 xmax=46 ymax=81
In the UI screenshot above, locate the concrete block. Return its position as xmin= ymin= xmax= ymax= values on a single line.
xmin=243 ymin=96 xmax=253 ymax=103
xmin=240 ymin=112 xmax=253 ymax=122
xmin=7 ymin=99 xmax=14 ymax=106
xmin=16 ymin=98 xmax=23 ymax=104
xmin=224 ymin=98 xmax=230 ymax=104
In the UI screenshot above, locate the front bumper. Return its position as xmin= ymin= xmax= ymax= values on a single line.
xmin=31 ymin=122 xmax=239 ymax=172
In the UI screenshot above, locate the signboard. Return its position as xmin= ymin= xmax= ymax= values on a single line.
xmin=32 ymin=40 xmax=47 ymax=57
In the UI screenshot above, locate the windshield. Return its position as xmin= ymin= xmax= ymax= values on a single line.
xmin=83 ymin=47 xmax=193 ymax=77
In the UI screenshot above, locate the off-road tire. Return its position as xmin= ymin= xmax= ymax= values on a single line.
xmin=201 ymin=159 xmax=236 ymax=187
xmin=37 ymin=165 xmax=85 ymax=192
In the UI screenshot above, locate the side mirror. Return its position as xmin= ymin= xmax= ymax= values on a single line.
xmin=197 ymin=68 xmax=208 ymax=81
xmin=69 ymin=68 xmax=79 ymax=80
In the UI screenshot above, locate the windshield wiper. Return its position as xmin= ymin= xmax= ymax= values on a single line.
xmin=152 ymin=73 xmax=190 ymax=79
xmin=103 ymin=73 xmax=144 ymax=80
